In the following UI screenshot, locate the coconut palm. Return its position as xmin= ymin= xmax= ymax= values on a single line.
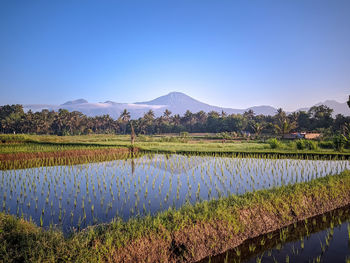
xmin=120 ymin=109 xmax=130 ymax=122
xmin=251 ymin=122 xmax=265 ymax=136
xmin=274 ymin=119 xmax=297 ymax=136
xmin=119 ymin=109 xmax=130 ymax=134
xmin=172 ymin=114 xmax=181 ymax=126
xmin=163 ymin=109 xmax=172 ymax=119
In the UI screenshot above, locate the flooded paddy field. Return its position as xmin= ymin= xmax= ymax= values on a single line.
xmin=1 ymin=154 xmax=349 ymax=232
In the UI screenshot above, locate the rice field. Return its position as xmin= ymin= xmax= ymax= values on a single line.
xmin=1 ymin=154 xmax=349 ymax=232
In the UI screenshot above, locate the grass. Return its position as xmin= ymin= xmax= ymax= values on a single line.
xmin=1 ymin=133 xmax=349 ymax=172
xmin=1 ymin=169 xmax=349 ymax=262
xmin=0 ymin=142 xmax=115 ymax=154
xmin=1 ymin=134 xmax=349 ymax=155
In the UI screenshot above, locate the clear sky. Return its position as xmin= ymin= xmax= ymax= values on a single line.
xmin=0 ymin=0 xmax=349 ymax=111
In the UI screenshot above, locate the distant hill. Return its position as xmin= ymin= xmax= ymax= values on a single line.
xmin=297 ymin=100 xmax=350 ymax=116
xmin=21 ymin=92 xmax=349 ymax=118
xmin=61 ymin=99 xmax=88 ymax=105
xmin=135 ymin=92 xmax=278 ymax=116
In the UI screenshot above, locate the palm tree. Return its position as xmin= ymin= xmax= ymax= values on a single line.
xmin=274 ymin=119 xmax=297 ymax=136
xmin=243 ymin=109 xmax=255 ymax=120
xmin=144 ymin=110 xmax=155 ymax=121
xmin=119 ymin=109 xmax=130 ymax=134
xmin=183 ymin=110 xmax=194 ymax=131
xmin=275 ymin=108 xmax=286 ymax=123
xmin=120 ymin=109 xmax=130 ymax=122
xmin=172 ymin=114 xmax=181 ymax=126
xmin=163 ymin=109 xmax=172 ymax=119
xmin=251 ymin=122 xmax=264 ymax=136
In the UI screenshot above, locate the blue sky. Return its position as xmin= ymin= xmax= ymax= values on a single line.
xmin=0 ymin=0 xmax=349 ymax=111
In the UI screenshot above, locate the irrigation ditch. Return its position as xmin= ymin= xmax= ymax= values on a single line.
xmin=198 ymin=204 xmax=350 ymax=263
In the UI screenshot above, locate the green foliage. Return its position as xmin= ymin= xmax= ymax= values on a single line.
xmin=0 ymin=134 xmax=31 ymax=143
xmin=319 ymin=141 xmax=334 ymax=149
xmin=333 ymin=135 xmax=345 ymax=151
xmin=294 ymin=139 xmax=318 ymax=150
xmin=267 ymin=138 xmax=282 ymax=149
xmin=0 ymin=103 xmax=349 ymax=136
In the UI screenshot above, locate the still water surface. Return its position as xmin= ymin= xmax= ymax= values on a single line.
xmin=0 ymin=154 xmax=349 ymax=232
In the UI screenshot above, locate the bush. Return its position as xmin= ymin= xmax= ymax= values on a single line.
xmin=179 ymin=132 xmax=189 ymax=138
xmin=267 ymin=138 xmax=282 ymax=149
xmin=333 ymin=135 xmax=345 ymax=151
xmin=216 ymin=132 xmax=232 ymax=140
xmin=294 ymin=139 xmax=318 ymax=150
xmin=305 ymin=140 xmax=318 ymax=150
xmin=295 ymin=139 xmax=306 ymax=150
xmin=318 ymin=141 xmax=334 ymax=149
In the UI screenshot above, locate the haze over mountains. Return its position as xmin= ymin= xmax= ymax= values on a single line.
xmin=22 ymin=92 xmax=349 ymax=119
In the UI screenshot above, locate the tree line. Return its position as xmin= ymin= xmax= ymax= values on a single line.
xmin=0 ymin=104 xmax=349 ymax=137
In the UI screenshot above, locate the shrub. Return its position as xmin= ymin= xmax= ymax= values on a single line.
xmin=333 ymin=135 xmax=345 ymax=151
xmin=305 ymin=140 xmax=318 ymax=150
xmin=216 ymin=132 xmax=232 ymax=140
xmin=318 ymin=141 xmax=334 ymax=149
xmin=295 ymin=139 xmax=306 ymax=150
xmin=267 ymin=138 xmax=282 ymax=149
xmin=179 ymin=132 xmax=189 ymax=138
xmin=295 ymin=139 xmax=318 ymax=150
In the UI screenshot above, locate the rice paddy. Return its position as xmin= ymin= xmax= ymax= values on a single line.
xmin=1 ymin=153 xmax=349 ymax=232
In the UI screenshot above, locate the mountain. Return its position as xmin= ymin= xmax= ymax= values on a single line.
xmin=297 ymin=100 xmax=350 ymax=116
xmin=62 ymin=99 xmax=88 ymax=105
xmin=136 ymin=92 xmax=204 ymax=107
xmin=21 ymin=92 xmax=349 ymax=118
xmin=136 ymin=92 xmax=233 ymax=115
xmin=136 ymin=92 xmax=278 ymax=116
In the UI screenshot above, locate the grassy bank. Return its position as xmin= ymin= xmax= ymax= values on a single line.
xmin=1 ymin=170 xmax=350 ymax=262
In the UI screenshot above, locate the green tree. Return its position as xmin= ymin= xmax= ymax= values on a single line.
xmin=308 ymin=105 xmax=333 ymax=129
xmin=119 ymin=109 xmax=131 ymax=134
xmin=274 ymin=119 xmax=297 ymax=136
xmin=163 ymin=109 xmax=172 ymax=120
xmin=251 ymin=122 xmax=265 ymax=137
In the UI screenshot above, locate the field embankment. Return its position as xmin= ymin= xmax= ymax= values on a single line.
xmin=1 ymin=170 xmax=350 ymax=262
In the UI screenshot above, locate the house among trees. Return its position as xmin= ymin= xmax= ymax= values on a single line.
xmin=283 ymin=132 xmax=321 ymax=140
